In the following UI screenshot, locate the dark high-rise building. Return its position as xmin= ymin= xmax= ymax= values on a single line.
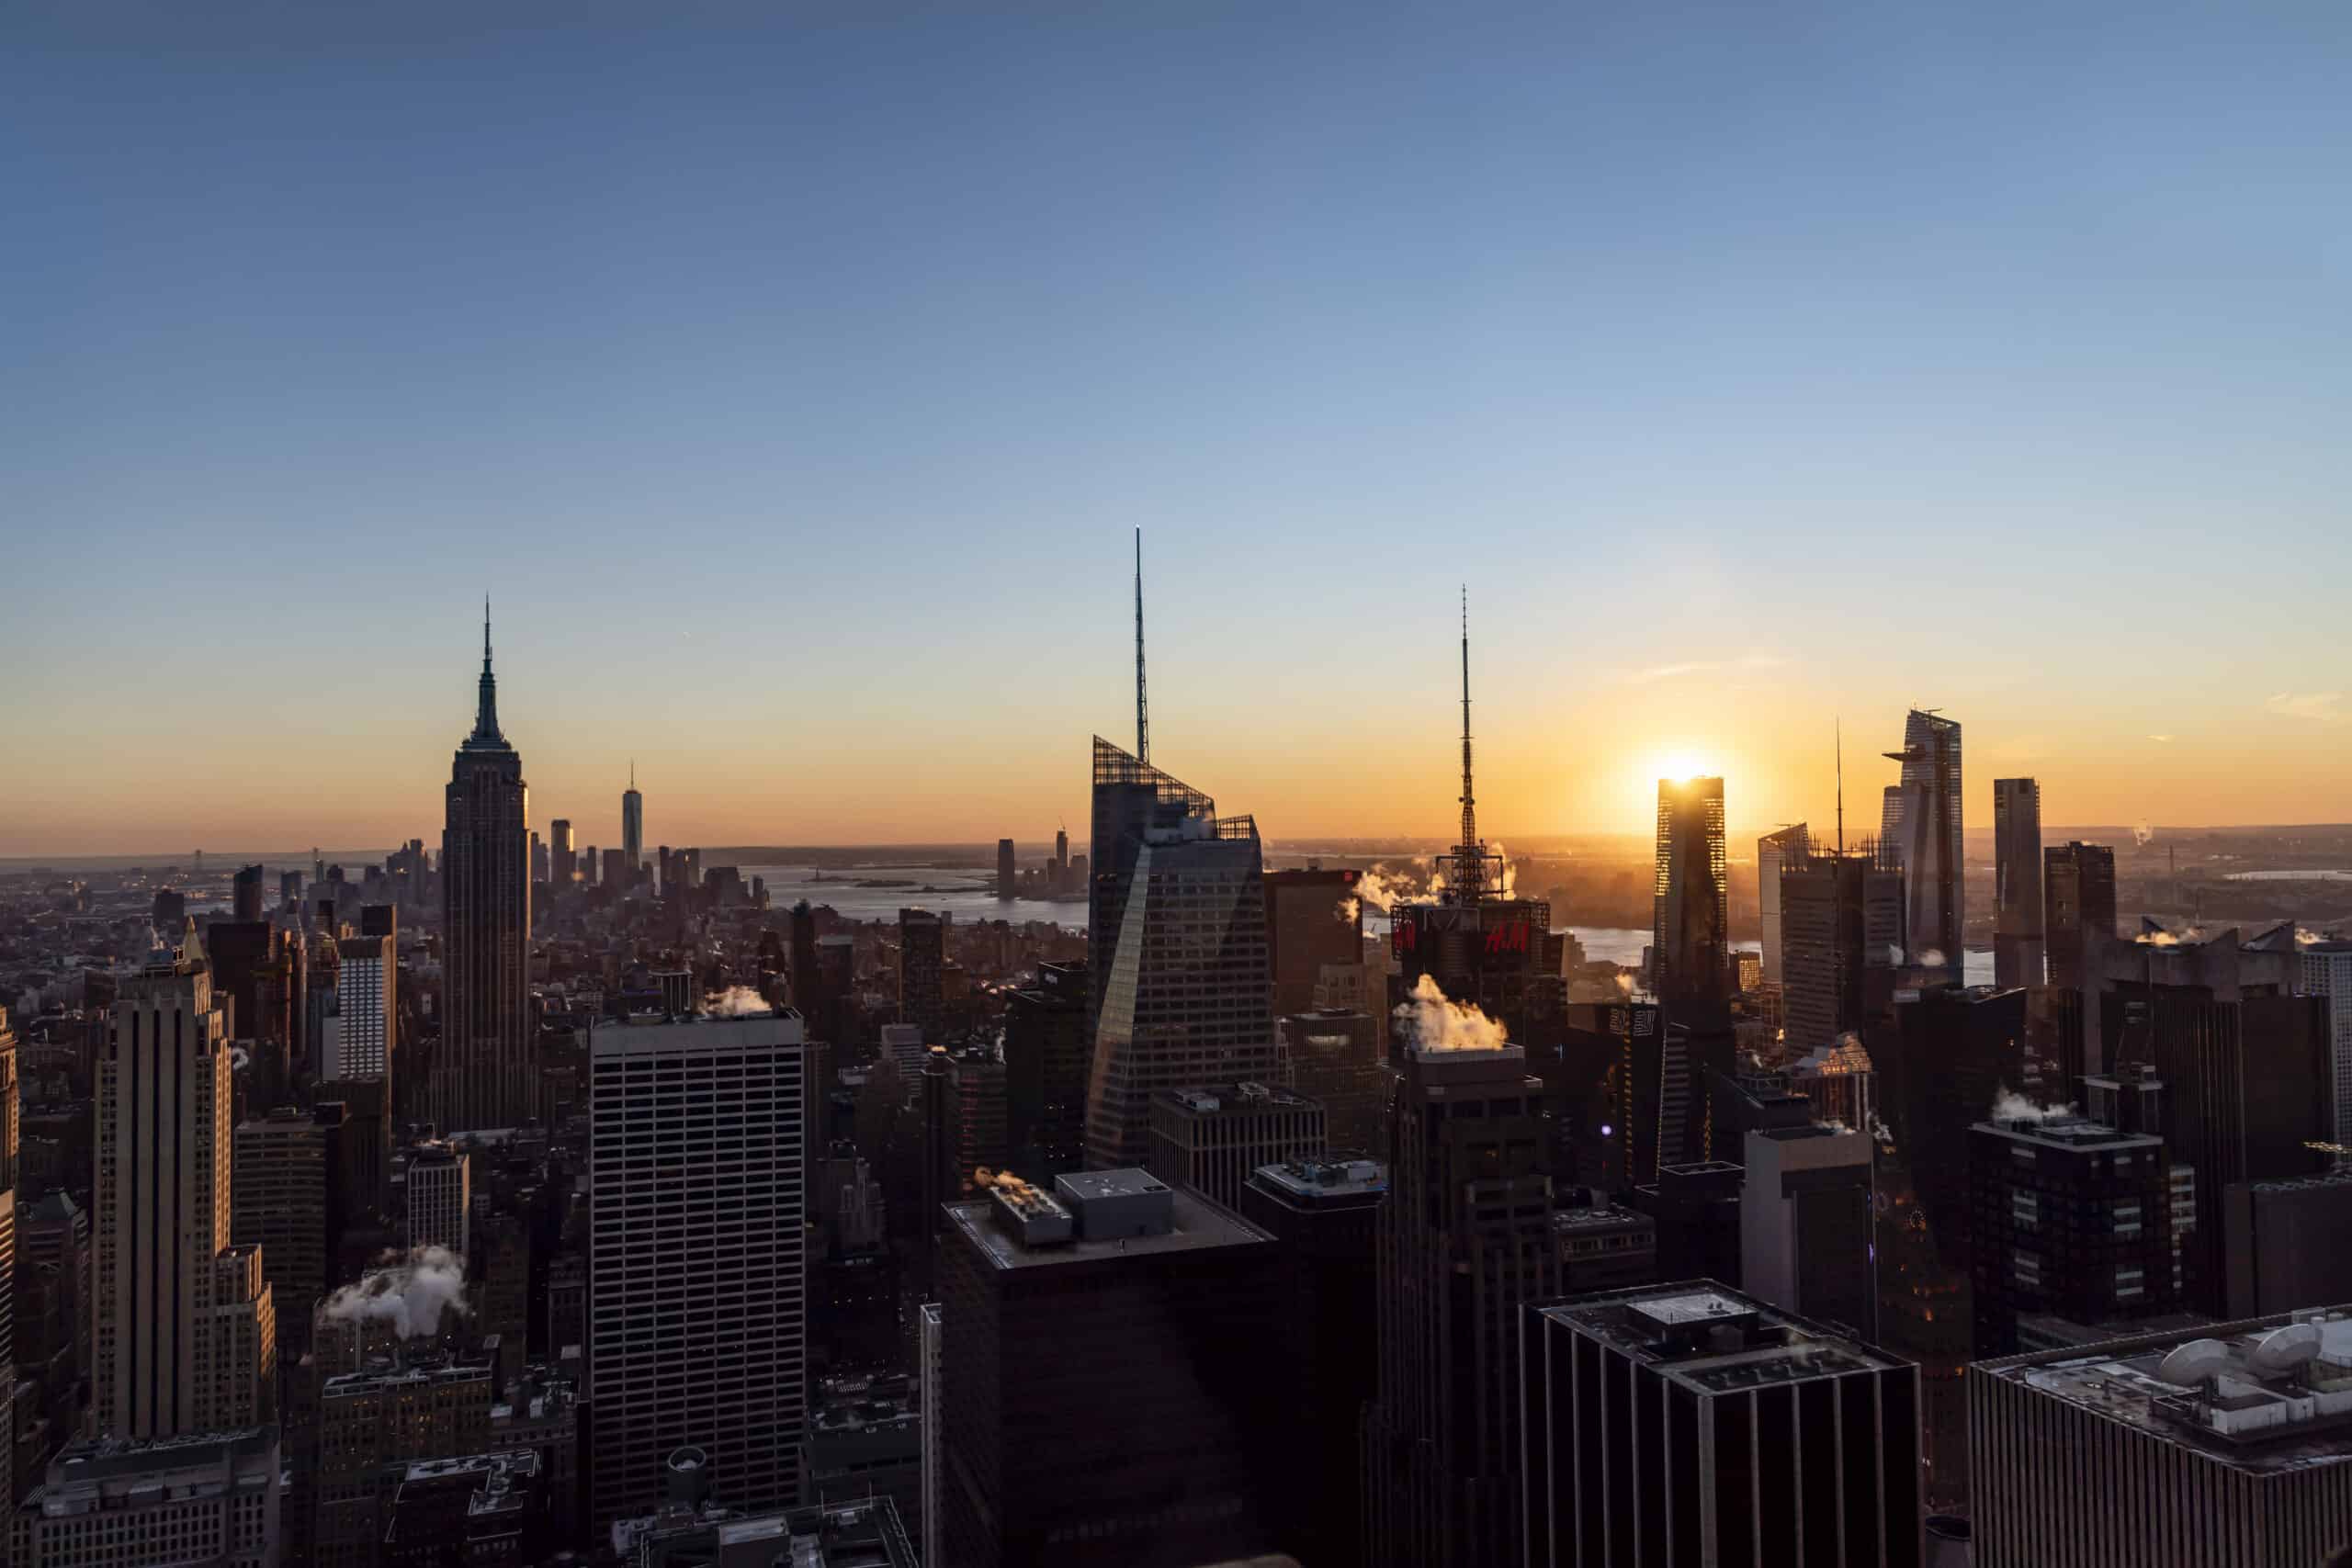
xmin=995 ymin=838 xmax=1015 ymax=900
xmin=621 ymin=761 xmax=643 ymax=879
xmin=232 ymin=1102 xmax=346 ymax=1361
xmin=1363 ymin=1044 xmax=1561 ymax=1568
xmin=1738 ymin=1111 xmax=1876 ymax=1338
xmin=434 ymin=609 xmax=534 ymax=1134
xmin=1653 ymin=775 xmax=1728 ymax=1007
xmin=787 ymin=899 xmax=822 ymax=1013
xmin=2087 ymin=925 xmax=2330 ymax=1314
xmin=1603 ymin=1004 xmax=1732 ymax=1190
xmin=1083 ymin=749 xmax=1277 ymax=1169
xmin=548 ymin=818 xmax=574 ymax=886
xmin=530 ymin=830 xmax=549 ymax=886
xmin=1279 ymin=1008 xmax=1385 ymax=1154
xmin=1756 ymin=822 xmax=1810 ymax=987
xmin=897 ymin=908 xmax=944 ymax=1040
xmin=1881 ymin=708 xmax=1963 ymax=980
xmin=1775 ymin=840 xmax=1906 ymax=1055
xmin=600 ymin=846 xmax=626 ymax=891
xmin=1970 ymin=1305 xmax=2352 ymax=1568
xmin=1003 ymin=960 xmax=1089 ymax=1181
xmin=1263 ymin=866 xmax=1363 ymax=1020
xmin=279 ymin=868 xmax=303 ymax=913
xmin=1521 ymin=1283 xmax=1923 ymax=1568
xmin=204 ymin=919 xmax=275 ymax=1043
xmin=1968 ymin=1106 xmax=2182 ymax=1356
xmin=1238 ymin=1157 xmax=1384 ymax=1568
xmin=2042 ymin=840 xmax=2117 ymax=991
xmin=1630 ymin=1160 xmax=1746 ymax=1287
xmin=1870 ymin=984 xmax=2037 ymax=1510
xmin=1146 ymin=1083 xmax=1325 ymax=1213
xmin=1992 ymin=778 xmax=2044 ymax=988
xmin=0 ymin=1007 xmax=17 ymax=1461
xmin=936 ymin=1169 xmax=1282 ymax=1568
xmin=1550 ymin=1196 xmax=1660 ymax=1296
xmin=2223 ymin=1169 xmax=2352 ymax=1318
xmin=946 ymin=1045 xmax=1007 ymax=1193
xmin=232 ymin=863 xmax=266 ymax=923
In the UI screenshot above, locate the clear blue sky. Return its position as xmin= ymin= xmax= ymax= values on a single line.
xmin=7 ymin=2 xmax=2349 ymax=854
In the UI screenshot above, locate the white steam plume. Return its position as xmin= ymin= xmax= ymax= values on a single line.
xmin=1351 ymin=864 xmax=1420 ymax=913
xmin=1334 ymin=897 xmax=1361 ymax=925
xmin=2135 ymin=925 xmax=2202 ymax=948
xmin=1990 ymin=1084 xmax=2075 ymax=1125
xmin=2133 ymin=823 xmax=2156 ymax=847
xmin=322 ymin=1246 xmax=469 ymax=1340
xmin=2297 ymin=928 xmax=2333 ymax=948
xmin=1393 ymin=974 xmax=1510 ymax=1052
xmin=1489 ymin=840 xmax=1517 ymax=897
xmin=704 ymin=985 xmax=769 ymax=1017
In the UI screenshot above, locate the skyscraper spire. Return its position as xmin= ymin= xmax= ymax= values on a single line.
xmin=469 ymin=596 xmax=503 ymax=745
xmin=1459 ymin=585 xmax=1476 ymax=858
xmin=1135 ymin=527 xmax=1149 ymax=764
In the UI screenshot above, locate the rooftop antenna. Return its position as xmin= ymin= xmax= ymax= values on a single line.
xmin=1836 ymin=716 xmax=1845 ymax=855
xmin=1454 ymin=586 xmax=1491 ymax=903
xmin=1134 ymin=527 xmax=1149 ymax=764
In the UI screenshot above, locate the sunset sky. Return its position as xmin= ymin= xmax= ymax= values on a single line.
xmin=7 ymin=4 xmax=2349 ymax=857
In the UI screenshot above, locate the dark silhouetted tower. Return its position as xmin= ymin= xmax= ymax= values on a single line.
xmin=1993 ymin=778 xmax=2044 ymax=988
xmin=1653 ymin=775 xmax=1728 ymax=1007
xmin=433 ymin=604 xmax=534 ymax=1133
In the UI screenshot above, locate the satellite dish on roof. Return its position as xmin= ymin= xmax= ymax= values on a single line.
xmin=2155 ymin=1339 xmax=2232 ymax=1387
xmin=2252 ymin=1322 xmax=2324 ymax=1375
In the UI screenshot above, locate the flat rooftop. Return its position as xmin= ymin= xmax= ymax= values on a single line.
xmin=1551 ymin=1204 xmax=1656 ymax=1235
xmin=1978 ymin=1305 xmax=2352 ymax=1475
xmin=1973 ymin=1113 xmax=2164 ymax=1151
xmin=1538 ymin=1281 xmax=1905 ymax=1396
xmin=1252 ymin=1158 xmax=1385 ymax=1201
xmin=944 ymin=1184 xmax=1269 ymax=1272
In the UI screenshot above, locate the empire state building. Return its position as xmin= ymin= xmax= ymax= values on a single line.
xmin=435 ymin=606 xmax=534 ymax=1132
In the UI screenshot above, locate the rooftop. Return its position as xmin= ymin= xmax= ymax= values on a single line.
xmin=1973 ymin=1113 xmax=2165 ymax=1151
xmin=1252 ymin=1158 xmax=1386 ymax=1201
xmin=1156 ymin=1082 xmax=1315 ymax=1115
xmin=944 ymin=1182 xmax=1269 ymax=1272
xmin=1538 ymin=1281 xmax=1905 ymax=1397
xmin=1978 ymin=1304 xmax=2352 ymax=1475
xmin=1552 ymin=1203 xmax=1656 ymax=1235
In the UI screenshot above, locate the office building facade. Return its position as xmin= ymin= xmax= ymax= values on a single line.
xmin=1993 ymin=777 xmax=2044 ymax=988
xmin=231 ymin=1103 xmax=345 ymax=1362
xmin=406 ymin=1141 xmax=471 ymax=1258
xmin=1778 ymin=841 xmax=1905 ymax=1055
xmin=1363 ymin=1045 xmax=1562 ymax=1568
xmin=1085 ymin=794 xmax=1278 ymax=1169
xmin=1002 ymin=960 xmax=1089 ymax=1181
xmin=1146 ymin=1083 xmax=1325 ymax=1213
xmin=1881 ymin=708 xmax=1963 ymax=979
xmin=1756 ymin=822 xmax=1810 ymax=987
xmin=589 ymin=1010 xmax=807 ymax=1528
xmin=1653 ymin=776 xmax=1729 ymax=1006
xmin=1263 ymin=866 xmax=1363 ymax=1021
xmin=897 ymin=908 xmax=945 ymax=1041
xmin=1521 ymin=1283 xmax=1922 ymax=1568
xmin=10 ymin=1427 xmax=282 ymax=1568
xmin=1971 ymin=1305 xmax=2352 ymax=1568
xmin=2301 ymin=938 xmax=2352 ymax=1148
xmin=96 ymin=949 xmax=277 ymax=1439
xmin=936 ymin=1168 xmax=1283 ymax=1568
xmin=2044 ymin=840 xmax=2118 ymax=991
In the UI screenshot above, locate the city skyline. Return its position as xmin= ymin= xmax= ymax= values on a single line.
xmin=10 ymin=4 xmax=2352 ymax=854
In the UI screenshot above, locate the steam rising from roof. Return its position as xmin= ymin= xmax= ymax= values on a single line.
xmin=1394 ymin=973 xmax=1509 ymax=1052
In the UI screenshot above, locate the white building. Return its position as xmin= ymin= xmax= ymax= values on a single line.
xmin=589 ymin=1009 xmax=806 ymax=1530
xmin=330 ymin=932 xmax=394 ymax=1081
xmin=2302 ymin=941 xmax=2352 ymax=1151
xmin=10 ymin=1427 xmax=281 ymax=1568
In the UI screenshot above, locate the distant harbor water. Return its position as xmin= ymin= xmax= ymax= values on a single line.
xmin=741 ymin=863 xmax=1088 ymax=926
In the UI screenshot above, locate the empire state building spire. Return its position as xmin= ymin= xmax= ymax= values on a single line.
xmin=469 ymin=596 xmax=506 ymax=748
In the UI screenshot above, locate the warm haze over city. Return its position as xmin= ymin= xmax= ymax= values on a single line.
xmin=8 ymin=2 xmax=2350 ymax=855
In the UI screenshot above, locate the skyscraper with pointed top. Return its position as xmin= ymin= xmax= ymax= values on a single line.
xmin=433 ymin=604 xmax=534 ymax=1133
xmin=1386 ymin=595 xmax=1561 ymax=1047
xmin=621 ymin=761 xmax=644 ymax=884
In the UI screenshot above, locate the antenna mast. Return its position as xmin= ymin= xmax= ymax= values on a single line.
xmin=1836 ymin=716 xmax=1845 ymax=855
xmin=1135 ymin=527 xmax=1149 ymax=763
xmin=1459 ymin=587 xmax=1476 ymax=859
